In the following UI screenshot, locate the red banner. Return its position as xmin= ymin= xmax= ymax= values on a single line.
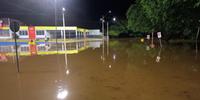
xmin=29 ymin=44 xmax=37 ymax=56
xmin=0 ymin=53 xmax=8 ymax=62
xmin=0 ymin=22 xmax=2 ymax=30
xmin=28 ymin=26 xmax=36 ymax=40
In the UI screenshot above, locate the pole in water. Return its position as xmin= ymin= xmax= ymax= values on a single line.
xmin=196 ymin=27 xmax=200 ymax=54
xmin=157 ymin=32 xmax=162 ymax=48
xmin=10 ymin=21 xmax=20 ymax=72
xmin=14 ymin=33 xmax=20 ymax=72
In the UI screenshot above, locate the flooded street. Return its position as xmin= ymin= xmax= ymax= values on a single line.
xmin=0 ymin=39 xmax=200 ymax=100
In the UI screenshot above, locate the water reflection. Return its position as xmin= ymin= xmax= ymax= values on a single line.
xmin=57 ymin=89 xmax=68 ymax=99
xmin=155 ymin=47 xmax=162 ymax=63
xmin=0 ymin=39 xmax=200 ymax=100
xmin=0 ymin=41 xmax=102 ymax=62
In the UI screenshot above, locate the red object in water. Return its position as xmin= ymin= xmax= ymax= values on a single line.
xmin=28 ymin=26 xmax=36 ymax=41
xmin=0 ymin=23 xmax=2 ymax=30
xmin=0 ymin=54 xmax=8 ymax=62
xmin=30 ymin=44 xmax=37 ymax=56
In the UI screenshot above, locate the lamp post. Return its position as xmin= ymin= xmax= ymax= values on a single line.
xmin=106 ymin=10 xmax=112 ymax=40
xmin=100 ymin=17 xmax=105 ymax=39
xmin=101 ymin=11 xmax=112 ymax=39
xmin=62 ymin=7 xmax=66 ymax=42
xmin=106 ymin=17 xmax=116 ymax=41
xmin=101 ymin=10 xmax=116 ymax=56
xmin=106 ymin=22 xmax=109 ymax=40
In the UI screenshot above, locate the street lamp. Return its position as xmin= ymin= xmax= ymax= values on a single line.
xmin=100 ymin=17 xmax=105 ymax=39
xmin=62 ymin=7 xmax=66 ymax=42
xmin=101 ymin=10 xmax=112 ymax=40
xmin=113 ymin=17 xmax=117 ymax=22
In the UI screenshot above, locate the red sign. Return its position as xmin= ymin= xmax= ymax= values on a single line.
xmin=28 ymin=26 xmax=36 ymax=40
xmin=29 ymin=44 xmax=37 ymax=56
xmin=0 ymin=54 xmax=8 ymax=62
xmin=0 ymin=20 xmax=3 ymax=29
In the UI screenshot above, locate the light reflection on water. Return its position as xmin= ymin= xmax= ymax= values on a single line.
xmin=0 ymin=39 xmax=200 ymax=100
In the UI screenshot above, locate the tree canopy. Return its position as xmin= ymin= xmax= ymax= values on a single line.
xmin=127 ymin=0 xmax=200 ymax=39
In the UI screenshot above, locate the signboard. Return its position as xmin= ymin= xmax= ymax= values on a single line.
xmin=0 ymin=20 xmax=3 ymax=28
xmin=30 ymin=44 xmax=37 ymax=56
xmin=28 ymin=26 xmax=36 ymax=40
xmin=0 ymin=54 xmax=8 ymax=62
xmin=157 ymin=32 xmax=162 ymax=39
xmin=147 ymin=35 xmax=150 ymax=40
xmin=10 ymin=21 xmax=20 ymax=32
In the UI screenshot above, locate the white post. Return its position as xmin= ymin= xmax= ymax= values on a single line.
xmin=101 ymin=17 xmax=105 ymax=40
xmin=8 ymin=18 xmax=12 ymax=39
xmin=106 ymin=22 xmax=109 ymax=40
xmin=75 ymin=30 xmax=78 ymax=39
xmin=62 ymin=8 xmax=66 ymax=42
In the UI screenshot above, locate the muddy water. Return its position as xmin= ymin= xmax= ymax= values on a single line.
xmin=0 ymin=39 xmax=200 ymax=100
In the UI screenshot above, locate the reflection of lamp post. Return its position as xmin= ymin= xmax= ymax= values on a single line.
xmin=150 ymin=31 xmax=155 ymax=48
xmin=156 ymin=47 xmax=162 ymax=63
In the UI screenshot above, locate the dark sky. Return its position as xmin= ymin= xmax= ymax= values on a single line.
xmin=0 ymin=0 xmax=133 ymax=28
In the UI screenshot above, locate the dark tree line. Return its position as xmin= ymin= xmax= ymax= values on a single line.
xmin=110 ymin=0 xmax=200 ymax=40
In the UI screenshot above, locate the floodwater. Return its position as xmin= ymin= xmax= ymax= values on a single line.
xmin=0 ymin=39 xmax=200 ymax=100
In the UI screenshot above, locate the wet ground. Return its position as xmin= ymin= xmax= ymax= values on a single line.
xmin=0 ymin=39 xmax=200 ymax=100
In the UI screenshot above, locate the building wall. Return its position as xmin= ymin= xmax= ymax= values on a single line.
xmin=0 ymin=26 xmax=101 ymax=39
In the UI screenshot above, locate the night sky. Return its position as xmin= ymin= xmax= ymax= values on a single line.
xmin=0 ymin=0 xmax=134 ymax=28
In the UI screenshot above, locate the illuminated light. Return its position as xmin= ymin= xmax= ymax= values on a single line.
xmin=156 ymin=56 xmax=161 ymax=63
xmin=66 ymin=70 xmax=70 ymax=75
xmin=113 ymin=54 xmax=116 ymax=60
xmin=140 ymin=38 xmax=144 ymax=43
xmin=57 ymin=90 xmax=68 ymax=99
xmin=113 ymin=17 xmax=116 ymax=22
xmin=62 ymin=7 xmax=66 ymax=12
xmin=109 ymin=65 xmax=112 ymax=68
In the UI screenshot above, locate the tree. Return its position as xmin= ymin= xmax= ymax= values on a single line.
xmin=109 ymin=19 xmax=129 ymax=37
xmin=127 ymin=4 xmax=152 ymax=33
xmin=127 ymin=0 xmax=200 ymax=40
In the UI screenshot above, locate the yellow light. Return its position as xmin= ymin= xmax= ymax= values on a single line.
xmin=140 ymin=38 xmax=144 ymax=43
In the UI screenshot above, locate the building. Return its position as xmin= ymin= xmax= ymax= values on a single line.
xmin=0 ymin=18 xmax=102 ymax=40
xmin=0 ymin=26 xmax=102 ymax=40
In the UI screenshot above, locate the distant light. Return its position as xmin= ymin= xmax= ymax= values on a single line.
xmin=113 ymin=17 xmax=116 ymax=22
xmin=57 ymin=90 xmax=68 ymax=99
xmin=62 ymin=7 xmax=66 ymax=12
xmin=140 ymin=38 xmax=144 ymax=43
xmin=109 ymin=10 xmax=112 ymax=13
